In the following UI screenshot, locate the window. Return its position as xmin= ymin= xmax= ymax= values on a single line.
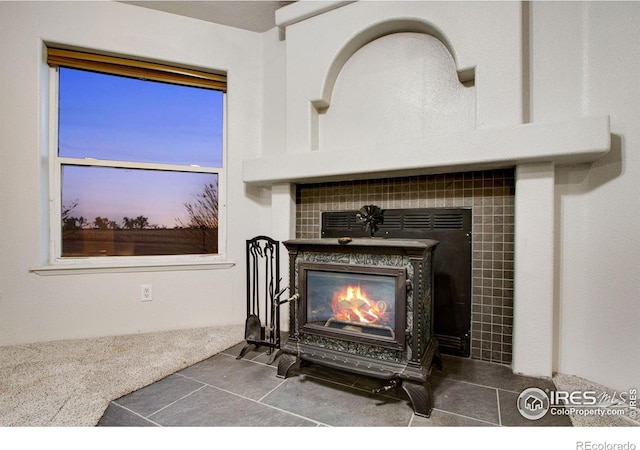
xmin=47 ymin=48 xmax=226 ymax=262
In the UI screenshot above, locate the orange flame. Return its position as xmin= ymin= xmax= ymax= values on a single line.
xmin=331 ymin=285 xmax=389 ymax=324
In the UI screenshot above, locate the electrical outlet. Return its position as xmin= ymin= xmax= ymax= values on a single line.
xmin=141 ymin=284 xmax=153 ymax=302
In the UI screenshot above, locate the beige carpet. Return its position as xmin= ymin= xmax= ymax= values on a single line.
xmin=0 ymin=324 xmax=244 ymax=426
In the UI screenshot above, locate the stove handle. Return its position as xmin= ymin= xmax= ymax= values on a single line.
xmin=405 ymin=328 xmax=412 ymax=344
xmin=405 ymin=279 xmax=413 ymax=292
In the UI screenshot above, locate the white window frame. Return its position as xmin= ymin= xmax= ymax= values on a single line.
xmin=35 ymin=62 xmax=231 ymax=275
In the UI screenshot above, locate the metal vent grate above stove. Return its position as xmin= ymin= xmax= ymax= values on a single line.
xmin=324 ymin=214 xmax=355 ymax=230
xmin=403 ymin=215 xmax=431 ymax=229
xmin=322 ymin=209 xmax=467 ymax=236
xmin=433 ymin=213 xmax=464 ymax=229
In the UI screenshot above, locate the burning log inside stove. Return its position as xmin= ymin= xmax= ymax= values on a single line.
xmin=332 ymin=285 xmax=390 ymax=325
xmin=323 ymin=284 xmax=396 ymax=338
xmin=303 ymin=266 xmax=400 ymax=344
xmin=324 ymin=319 xmax=396 ymax=339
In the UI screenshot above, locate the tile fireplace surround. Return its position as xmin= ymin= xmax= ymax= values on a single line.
xmin=296 ymin=169 xmax=515 ymax=365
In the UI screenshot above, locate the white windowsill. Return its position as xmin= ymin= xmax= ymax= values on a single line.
xmin=30 ymin=259 xmax=235 ymax=276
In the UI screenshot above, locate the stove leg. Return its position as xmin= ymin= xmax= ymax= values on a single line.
xmin=401 ymin=380 xmax=433 ymax=418
xmin=267 ymin=349 xmax=282 ymax=365
xmin=276 ymin=353 xmax=299 ymax=378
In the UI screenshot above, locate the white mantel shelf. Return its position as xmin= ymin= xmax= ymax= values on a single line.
xmin=243 ymin=115 xmax=610 ymax=186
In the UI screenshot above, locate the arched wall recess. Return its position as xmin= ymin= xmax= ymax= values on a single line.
xmin=313 ymin=18 xmax=474 ymax=109
xmin=310 ymin=20 xmax=476 ymax=152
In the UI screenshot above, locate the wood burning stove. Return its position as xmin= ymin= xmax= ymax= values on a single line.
xmin=278 ymin=237 xmax=442 ymax=417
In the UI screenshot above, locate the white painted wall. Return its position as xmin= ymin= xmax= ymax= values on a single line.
xmin=531 ymin=2 xmax=640 ymax=391
xmin=513 ymin=163 xmax=556 ymax=378
xmin=0 ymin=1 xmax=270 ymax=345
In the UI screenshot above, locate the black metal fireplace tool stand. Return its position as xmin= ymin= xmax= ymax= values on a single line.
xmin=237 ymin=236 xmax=294 ymax=364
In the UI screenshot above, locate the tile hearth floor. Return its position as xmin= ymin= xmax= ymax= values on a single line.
xmin=97 ymin=341 xmax=572 ymax=427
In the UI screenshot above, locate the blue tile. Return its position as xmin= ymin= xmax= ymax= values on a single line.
xmin=411 ymin=409 xmax=497 ymax=427
xmin=97 ymin=403 xmax=158 ymax=427
xmin=149 ymin=386 xmax=317 ymax=427
xmin=114 ymin=374 xmax=205 ymax=417
xmin=431 ymin=376 xmax=500 ymax=425
xmin=178 ymin=353 xmax=283 ymax=400
xmin=262 ymin=374 xmax=414 ymax=426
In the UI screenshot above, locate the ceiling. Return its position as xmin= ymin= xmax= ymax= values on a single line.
xmin=123 ymin=1 xmax=294 ymax=33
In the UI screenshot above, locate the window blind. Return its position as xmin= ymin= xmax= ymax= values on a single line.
xmin=47 ymin=48 xmax=226 ymax=92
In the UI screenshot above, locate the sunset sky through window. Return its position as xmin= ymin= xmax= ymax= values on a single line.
xmin=58 ymin=68 xmax=223 ymax=228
